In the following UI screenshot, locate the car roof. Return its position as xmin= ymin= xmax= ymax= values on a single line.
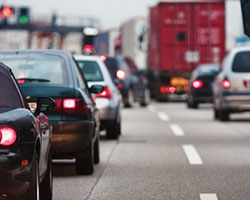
xmin=74 ymin=55 xmax=102 ymax=61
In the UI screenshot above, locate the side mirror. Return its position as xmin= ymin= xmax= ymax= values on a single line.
xmin=241 ymin=0 xmax=250 ymax=37
xmin=35 ymin=97 xmax=56 ymax=115
xmin=89 ymin=85 xmax=104 ymax=94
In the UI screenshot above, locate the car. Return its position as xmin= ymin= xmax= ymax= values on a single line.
xmin=187 ymin=63 xmax=220 ymax=108
xmin=213 ymin=46 xmax=250 ymax=121
xmin=0 ymin=50 xmax=103 ymax=175
xmin=0 ymin=62 xmax=55 ymax=200
xmin=74 ymin=55 xmax=122 ymax=139
xmin=103 ymin=56 xmax=150 ymax=107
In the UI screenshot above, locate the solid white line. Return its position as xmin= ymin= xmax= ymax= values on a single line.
xmin=170 ymin=124 xmax=185 ymax=136
xmin=157 ymin=112 xmax=170 ymax=121
xmin=183 ymin=145 xmax=203 ymax=165
xmin=200 ymin=194 xmax=218 ymax=200
xmin=148 ymin=105 xmax=156 ymax=112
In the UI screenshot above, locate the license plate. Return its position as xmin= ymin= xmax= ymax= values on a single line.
xmin=28 ymin=102 xmax=37 ymax=112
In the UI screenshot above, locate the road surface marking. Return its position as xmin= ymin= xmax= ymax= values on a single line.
xmin=183 ymin=145 xmax=203 ymax=165
xmin=170 ymin=124 xmax=185 ymax=136
xmin=148 ymin=105 xmax=156 ymax=112
xmin=200 ymin=194 xmax=218 ymax=200
xmin=157 ymin=112 xmax=170 ymax=121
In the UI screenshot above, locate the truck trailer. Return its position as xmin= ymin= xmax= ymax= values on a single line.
xmin=148 ymin=0 xmax=225 ymax=100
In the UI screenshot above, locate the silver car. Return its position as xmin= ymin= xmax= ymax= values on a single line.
xmin=74 ymin=55 xmax=122 ymax=139
xmin=213 ymin=46 xmax=250 ymax=121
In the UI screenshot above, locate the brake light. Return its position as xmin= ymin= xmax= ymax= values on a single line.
xmin=116 ymin=69 xmax=126 ymax=80
xmin=222 ymin=80 xmax=230 ymax=89
xmin=0 ymin=127 xmax=17 ymax=146
xmin=83 ymin=45 xmax=95 ymax=54
xmin=160 ymin=86 xmax=176 ymax=94
xmin=63 ymin=99 xmax=76 ymax=109
xmin=96 ymin=86 xmax=112 ymax=99
xmin=192 ymin=80 xmax=203 ymax=89
xmin=18 ymin=72 xmax=25 ymax=84
xmin=117 ymin=83 xmax=124 ymax=89
xmin=53 ymin=98 xmax=88 ymax=115
xmin=243 ymin=80 xmax=248 ymax=88
xmin=100 ymin=55 xmax=107 ymax=62
xmin=168 ymin=87 xmax=176 ymax=94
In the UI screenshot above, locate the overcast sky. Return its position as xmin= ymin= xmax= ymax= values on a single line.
xmin=6 ymin=0 xmax=159 ymax=29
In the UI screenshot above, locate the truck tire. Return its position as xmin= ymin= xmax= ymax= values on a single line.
xmin=40 ymin=149 xmax=53 ymax=200
xmin=76 ymin=144 xmax=94 ymax=175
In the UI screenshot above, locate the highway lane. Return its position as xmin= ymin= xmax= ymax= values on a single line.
xmin=53 ymin=102 xmax=250 ymax=200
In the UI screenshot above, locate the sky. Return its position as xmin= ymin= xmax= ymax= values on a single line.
xmin=4 ymin=0 xmax=159 ymax=29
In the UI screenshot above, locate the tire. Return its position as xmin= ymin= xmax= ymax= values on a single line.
xmin=140 ymin=89 xmax=151 ymax=107
xmin=218 ymin=110 xmax=230 ymax=121
xmin=40 ymin=149 xmax=53 ymax=200
xmin=214 ymin=108 xmax=219 ymax=120
xmin=76 ymin=144 xmax=94 ymax=175
xmin=93 ymin=136 xmax=100 ymax=165
xmin=25 ymin=154 xmax=40 ymax=200
xmin=106 ymin=114 xmax=121 ymax=139
xmin=124 ymin=89 xmax=134 ymax=108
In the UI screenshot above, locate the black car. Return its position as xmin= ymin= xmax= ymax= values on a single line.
xmin=0 ymin=62 xmax=55 ymax=200
xmin=0 ymin=50 xmax=103 ymax=175
xmin=187 ymin=63 xmax=220 ymax=108
xmin=104 ymin=56 xmax=150 ymax=107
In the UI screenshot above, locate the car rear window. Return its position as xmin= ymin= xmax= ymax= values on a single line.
xmin=104 ymin=58 xmax=119 ymax=79
xmin=232 ymin=51 xmax=250 ymax=72
xmin=77 ymin=60 xmax=104 ymax=82
xmin=0 ymin=54 xmax=68 ymax=85
xmin=198 ymin=65 xmax=219 ymax=76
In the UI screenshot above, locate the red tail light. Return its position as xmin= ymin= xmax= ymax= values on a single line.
xmin=160 ymin=86 xmax=166 ymax=93
xmin=83 ymin=45 xmax=95 ymax=54
xmin=0 ymin=126 xmax=17 ymax=146
xmin=117 ymin=83 xmax=125 ymax=89
xmin=95 ymin=86 xmax=112 ymax=99
xmin=192 ymin=80 xmax=203 ymax=89
xmin=116 ymin=69 xmax=126 ymax=80
xmin=53 ymin=98 xmax=88 ymax=115
xmin=100 ymin=55 xmax=107 ymax=62
xmin=243 ymin=80 xmax=248 ymax=88
xmin=222 ymin=80 xmax=230 ymax=89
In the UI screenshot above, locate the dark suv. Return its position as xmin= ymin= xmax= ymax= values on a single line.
xmin=104 ymin=56 xmax=150 ymax=107
xmin=0 ymin=50 xmax=103 ymax=175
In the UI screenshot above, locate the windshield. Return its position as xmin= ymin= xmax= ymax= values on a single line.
xmin=198 ymin=65 xmax=220 ymax=76
xmin=0 ymin=53 xmax=68 ymax=85
xmin=232 ymin=51 xmax=250 ymax=73
xmin=77 ymin=60 xmax=104 ymax=82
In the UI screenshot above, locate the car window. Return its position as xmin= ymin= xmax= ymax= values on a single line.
xmin=77 ymin=60 xmax=104 ymax=82
xmin=232 ymin=51 xmax=250 ymax=73
xmin=0 ymin=71 xmax=23 ymax=108
xmin=0 ymin=54 xmax=69 ymax=85
xmin=198 ymin=65 xmax=219 ymax=76
xmin=104 ymin=58 xmax=119 ymax=79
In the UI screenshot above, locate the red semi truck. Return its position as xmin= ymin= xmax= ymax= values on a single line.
xmin=147 ymin=0 xmax=225 ymax=100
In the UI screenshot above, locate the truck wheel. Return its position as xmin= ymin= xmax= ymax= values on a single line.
xmin=40 ymin=149 xmax=52 ymax=200
xmin=76 ymin=144 xmax=94 ymax=175
xmin=218 ymin=110 xmax=230 ymax=121
xmin=25 ymin=154 xmax=40 ymax=200
xmin=94 ymin=136 xmax=100 ymax=165
xmin=140 ymin=89 xmax=151 ymax=107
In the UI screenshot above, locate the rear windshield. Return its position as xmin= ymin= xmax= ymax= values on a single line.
xmin=104 ymin=58 xmax=118 ymax=79
xmin=198 ymin=65 xmax=219 ymax=76
xmin=0 ymin=73 xmax=23 ymax=108
xmin=77 ymin=60 xmax=104 ymax=82
xmin=232 ymin=51 xmax=250 ymax=72
xmin=0 ymin=54 xmax=68 ymax=85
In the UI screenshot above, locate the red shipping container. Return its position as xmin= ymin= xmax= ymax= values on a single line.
xmin=147 ymin=0 xmax=225 ymax=99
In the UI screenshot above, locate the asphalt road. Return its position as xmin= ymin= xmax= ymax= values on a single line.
xmin=53 ymin=101 xmax=250 ymax=200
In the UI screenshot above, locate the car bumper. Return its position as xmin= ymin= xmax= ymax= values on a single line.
xmin=51 ymin=120 xmax=94 ymax=155
xmin=0 ymin=143 xmax=36 ymax=198
xmin=222 ymin=93 xmax=250 ymax=111
xmin=95 ymin=99 xmax=118 ymax=120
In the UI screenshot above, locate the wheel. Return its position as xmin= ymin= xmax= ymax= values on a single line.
xmin=24 ymin=154 xmax=40 ymax=200
xmin=218 ymin=110 xmax=230 ymax=121
xmin=40 ymin=149 xmax=53 ymax=200
xmin=214 ymin=108 xmax=219 ymax=120
xmin=75 ymin=144 xmax=94 ymax=175
xmin=93 ymin=136 xmax=100 ymax=165
xmin=188 ymin=97 xmax=198 ymax=109
xmin=124 ymin=89 xmax=134 ymax=108
xmin=140 ymin=89 xmax=151 ymax=107
xmin=106 ymin=114 xmax=121 ymax=139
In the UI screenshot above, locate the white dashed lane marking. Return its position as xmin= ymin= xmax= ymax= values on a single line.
xmin=183 ymin=145 xmax=203 ymax=165
xmin=148 ymin=105 xmax=156 ymax=112
xmin=157 ymin=112 xmax=170 ymax=121
xmin=200 ymin=194 xmax=218 ymax=200
xmin=170 ymin=124 xmax=185 ymax=136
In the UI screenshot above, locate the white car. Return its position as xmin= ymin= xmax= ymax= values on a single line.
xmin=74 ymin=55 xmax=122 ymax=139
xmin=213 ymin=46 xmax=250 ymax=121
